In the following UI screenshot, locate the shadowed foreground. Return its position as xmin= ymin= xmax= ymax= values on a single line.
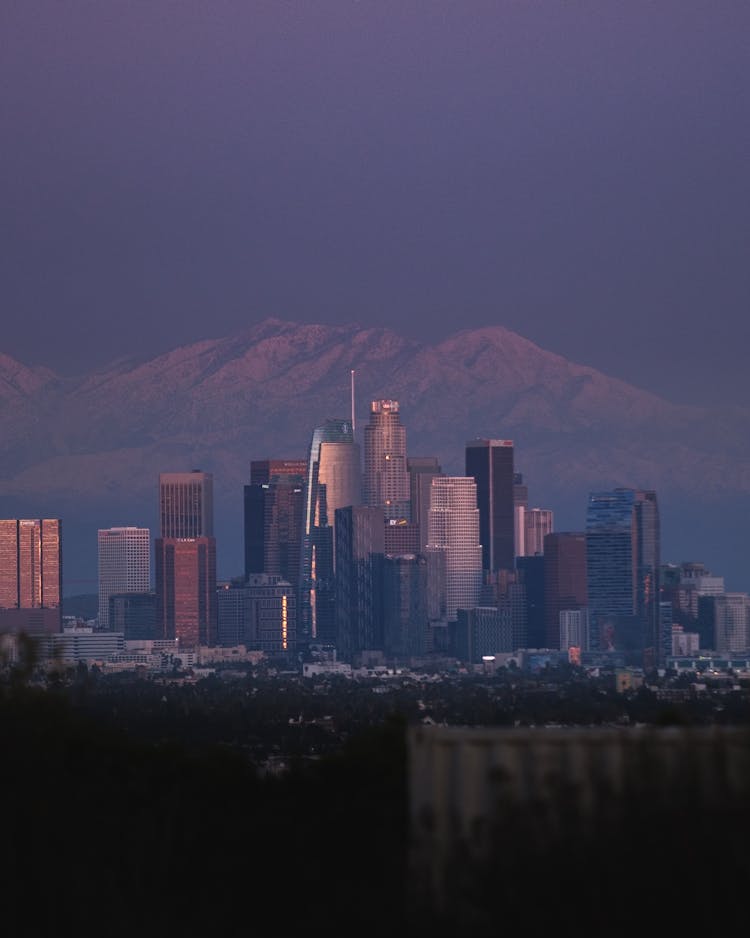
xmin=5 ymin=687 xmax=750 ymax=936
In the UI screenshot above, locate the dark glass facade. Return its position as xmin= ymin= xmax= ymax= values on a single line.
xmin=244 ymin=473 xmax=305 ymax=585
xmin=109 ymin=592 xmax=158 ymax=640
xmin=465 ymin=439 xmax=515 ymax=573
xmin=586 ymin=489 xmax=660 ymax=661
xmin=516 ymin=555 xmax=546 ymax=648
xmin=334 ymin=506 xmax=385 ymax=662
xmin=543 ymin=533 xmax=587 ymax=649
xmin=407 ymin=456 xmax=442 ymax=551
xmin=383 ymin=554 xmax=429 ymax=661
xmin=217 ymin=575 xmax=297 ymax=653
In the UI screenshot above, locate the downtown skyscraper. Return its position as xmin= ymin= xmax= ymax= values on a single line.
xmin=300 ymin=418 xmax=361 ymax=643
xmin=586 ymin=488 xmax=660 ymax=662
xmin=155 ymin=471 xmax=217 ymax=647
xmin=97 ymin=527 xmax=151 ymax=630
xmin=465 ymin=439 xmax=515 ymax=573
xmin=0 ymin=519 xmax=62 ymax=634
xmin=426 ymin=476 xmax=482 ymax=622
xmin=244 ymin=459 xmax=306 ymax=586
xmin=364 ymin=400 xmax=410 ymax=521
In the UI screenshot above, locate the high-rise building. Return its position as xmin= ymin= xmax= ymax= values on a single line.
xmin=217 ymin=575 xmax=296 ymax=653
xmin=426 ymin=477 xmax=482 ymax=622
xmin=300 ymin=419 xmax=361 ymax=643
xmin=0 ymin=519 xmax=62 ymax=633
xmin=713 ymin=593 xmax=750 ymax=654
xmin=408 ymin=457 xmax=442 ymax=550
xmin=456 ymin=607 xmax=514 ymax=662
xmin=364 ymin=400 xmax=410 ymax=521
xmin=250 ymin=460 xmax=308 ymax=486
xmin=334 ymin=506 xmax=385 ymax=662
xmin=513 ymin=473 xmax=528 ymax=558
xmin=544 ymin=533 xmax=588 ymax=649
xmin=586 ymin=489 xmax=660 ymax=661
xmin=384 ymin=519 xmax=421 ymax=555
xmin=559 ymin=609 xmax=590 ymax=651
xmin=155 ymin=536 xmax=217 ymax=647
xmin=383 ymin=554 xmax=430 ymax=661
xmin=97 ymin=527 xmax=151 ymax=630
xmin=156 ymin=471 xmax=217 ymax=647
xmin=159 ymin=471 xmax=213 ymax=538
xmin=515 ymin=556 xmax=545 ymax=648
xmin=109 ymin=592 xmax=157 ymax=640
xmin=522 ymin=509 xmax=554 ymax=557
xmin=465 ymin=439 xmax=514 ymax=572
xmin=304 ymin=420 xmax=361 ymax=537
xmin=244 ymin=462 xmax=305 ymax=585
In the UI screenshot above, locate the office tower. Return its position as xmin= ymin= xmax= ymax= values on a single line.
xmin=456 ymin=607 xmax=514 ymax=662
xmin=364 ymin=400 xmax=410 ymax=521
xmin=522 ymin=509 xmax=554 ymax=557
xmin=244 ymin=463 xmax=305 ymax=584
xmin=543 ymin=533 xmax=588 ymax=649
xmin=250 ymin=460 xmax=307 ymax=486
xmin=159 ymin=471 xmax=213 ymax=538
xmin=713 ymin=593 xmax=750 ymax=654
xmin=513 ymin=473 xmax=528 ymax=558
xmin=384 ymin=519 xmax=421 ymax=555
xmin=0 ymin=519 xmax=62 ymax=633
xmin=586 ymin=489 xmax=660 ymax=661
xmin=559 ymin=609 xmax=590 ymax=651
xmin=97 ymin=527 xmax=151 ymax=630
xmin=334 ymin=506 xmax=385 ymax=662
xmin=465 ymin=439 xmax=514 ymax=572
xmin=217 ymin=576 xmax=296 ymax=652
xmin=426 ymin=477 xmax=482 ymax=622
xmin=155 ymin=537 xmax=217 ymax=647
xmin=408 ymin=456 xmax=442 ymax=549
xmin=383 ymin=554 xmax=430 ymax=661
xmin=300 ymin=418 xmax=360 ymax=643
xmin=516 ymin=556 xmax=545 ymax=648
xmin=109 ymin=592 xmax=157 ymax=640
xmin=671 ymin=624 xmax=700 ymax=657
xmin=156 ymin=471 xmax=217 ymax=647
xmin=304 ymin=420 xmax=361 ymax=536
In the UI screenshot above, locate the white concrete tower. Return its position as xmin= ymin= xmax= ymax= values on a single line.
xmin=97 ymin=527 xmax=151 ymax=629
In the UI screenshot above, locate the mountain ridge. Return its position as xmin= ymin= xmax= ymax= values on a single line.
xmin=0 ymin=318 xmax=748 ymax=586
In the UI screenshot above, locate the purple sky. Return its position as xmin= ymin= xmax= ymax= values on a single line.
xmin=2 ymin=2 xmax=748 ymax=405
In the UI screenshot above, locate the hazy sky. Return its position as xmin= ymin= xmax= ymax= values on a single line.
xmin=2 ymin=2 xmax=748 ymax=405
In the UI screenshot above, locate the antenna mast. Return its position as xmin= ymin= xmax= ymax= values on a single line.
xmin=350 ymin=369 xmax=356 ymax=437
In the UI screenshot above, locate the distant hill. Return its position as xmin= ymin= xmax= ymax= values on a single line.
xmin=1 ymin=318 xmax=748 ymax=588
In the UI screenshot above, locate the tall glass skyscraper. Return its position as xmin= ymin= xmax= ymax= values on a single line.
xmin=586 ymin=488 xmax=660 ymax=661
xmin=364 ymin=400 xmax=410 ymax=521
xmin=0 ymin=518 xmax=62 ymax=633
xmin=426 ymin=477 xmax=483 ymax=622
xmin=244 ymin=459 xmax=306 ymax=586
xmin=300 ymin=418 xmax=361 ymax=643
xmin=156 ymin=471 xmax=217 ymax=647
xmin=465 ymin=439 xmax=515 ymax=572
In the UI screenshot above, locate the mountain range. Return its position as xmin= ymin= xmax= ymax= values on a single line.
xmin=1 ymin=318 xmax=748 ymax=589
